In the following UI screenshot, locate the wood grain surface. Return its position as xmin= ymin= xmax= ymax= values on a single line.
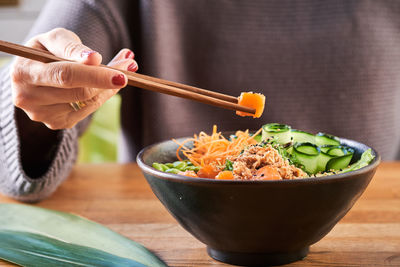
xmin=0 ymin=162 xmax=399 ymax=267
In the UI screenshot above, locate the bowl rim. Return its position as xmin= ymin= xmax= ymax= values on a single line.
xmin=136 ymin=136 xmax=381 ymax=185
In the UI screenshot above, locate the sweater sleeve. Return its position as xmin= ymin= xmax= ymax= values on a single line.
xmin=0 ymin=0 xmax=131 ymax=202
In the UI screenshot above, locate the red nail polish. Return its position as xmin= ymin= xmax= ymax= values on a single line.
xmin=127 ymin=62 xmax=138 ymax=72
xmin=112 ymin=74 xmax=126 ymax=86
xmin=81 ymin=50 xmax=96 ymax=58
xmin=125 ymin=50 xmax=134 ymax=59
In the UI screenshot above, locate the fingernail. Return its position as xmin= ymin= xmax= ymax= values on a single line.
xmin=81 ymin=50 xmax=96 ymax=58
xmin=127 ymin=62 xmax=138 ymax=72
xmin=112 ymin=74 xmax=126 ymax=86
xmin=125 ymin=50 xmax=134 ymax=59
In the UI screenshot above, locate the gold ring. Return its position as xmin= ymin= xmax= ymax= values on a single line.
xmin=69 ymin=101 xmax=86 ymax=111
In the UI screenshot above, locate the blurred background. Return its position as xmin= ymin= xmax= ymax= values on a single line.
xmin=0 ymin=0 xmax=120 ymax=163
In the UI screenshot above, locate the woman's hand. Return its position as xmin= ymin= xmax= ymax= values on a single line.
xmin=11 ymin=28 xmax=138 ymax=129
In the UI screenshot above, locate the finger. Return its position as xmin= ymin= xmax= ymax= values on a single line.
xmin=36 ymin=28 xmax=102 ymax=65
xmin=25 ymin=36 xmax=48 ymax=52
xmin=73 ymin=76 xmax=127 ymax=120
xmin=24 ymin=60 xmax=127 ymax=89
xmin=66 ymin=89 xmax=117 ymax=128
xmin=66 ymin=101 xmax=99 ymax=128
xmin=76 ymin=58 xmax=136 ymax=109
xmin=109 ymin=58 xmax=138 ymax=72
xmin=108 ymin=49 xmax=138 ymax=72
xmin=23 ymin=101 xmax=96 ymax=130
xmin=110 ymin=48 xmax=135 ymax=62
xmin=22 ymin=103 xmax=71 ymax=125
xmin=14 ymin=84 xmax=102 ymax=106
xmin=29 ymin=85 xmax=119 ymax=130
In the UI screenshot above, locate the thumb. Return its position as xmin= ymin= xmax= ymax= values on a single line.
xmin=37 ymin=28 xmax=102 ymax=66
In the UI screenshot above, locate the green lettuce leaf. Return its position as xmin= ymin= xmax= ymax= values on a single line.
xmin=338 ymin=149 xmax=375 ymax=174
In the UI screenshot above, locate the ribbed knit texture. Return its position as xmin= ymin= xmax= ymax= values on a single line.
xmin=1 ymin=0 xmax=399 ymax=201
xmin=0 ymin=65 xmax=78 ymax=201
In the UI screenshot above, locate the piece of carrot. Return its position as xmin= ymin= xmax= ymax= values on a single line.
xmin=255 ymin=166 xmax=282 ymax=180
xmin=197 ymin=164 xmax=220 ymax=179
xmin=178 ymin=170 xmax=198 ymax=178
xmin=236 ymin=92 xmax=265 ymax=118
xmin=215 ymin=170 xmax=234 ymax=180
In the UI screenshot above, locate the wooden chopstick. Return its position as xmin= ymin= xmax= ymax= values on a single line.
xmin=0 ymin=40 xmax=255 ymax=114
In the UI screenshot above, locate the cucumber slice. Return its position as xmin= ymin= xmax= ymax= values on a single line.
xmin=292 ymin=142 xmax=320 ymax=174
xmin=327 ymin=145 xmax=354 ymax=157
xmin=315 ymin=133 xmax=340 ymax=146
xmin=316 ymin=152 xmax=335 ymax=173
xmin=326 ymin=153 xmax=353 ymax=171
xmin=259 ymin=123 xmax=359 ymax=174
xmin=320 ymin=145 xmax=335 ymax=153
xmin=262 ymin=123 xmax=292 ymax=144
xmin=318 ymin=145 xmax=355 ymax=172
xmin=296 ymin=145 xmax=319 ymax=155
xmin=327 ymin=147 xmax=345 ymax=157
xmin=291 ymin=129 xmax=315 ymax=144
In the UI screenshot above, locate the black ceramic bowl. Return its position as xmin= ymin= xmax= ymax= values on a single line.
xmin=137 ymin=136 xmax=380 ymax=266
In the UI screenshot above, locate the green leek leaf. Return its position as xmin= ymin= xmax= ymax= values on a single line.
xmin=0 ymin=230 xmax=146 ymax=267
xmin=0 ymin=204 xmax=166 ymax=267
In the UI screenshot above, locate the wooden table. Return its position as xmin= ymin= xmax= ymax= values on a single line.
xmin=0 ymin=162 xmax=399 ymax=267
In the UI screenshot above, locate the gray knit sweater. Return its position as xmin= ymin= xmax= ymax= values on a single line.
xmin=1 ymin=0 xmax=400 ymax=202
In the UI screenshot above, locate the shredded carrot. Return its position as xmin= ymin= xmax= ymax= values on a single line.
xmin=173 ymin=126 xmax=262 ymax=171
